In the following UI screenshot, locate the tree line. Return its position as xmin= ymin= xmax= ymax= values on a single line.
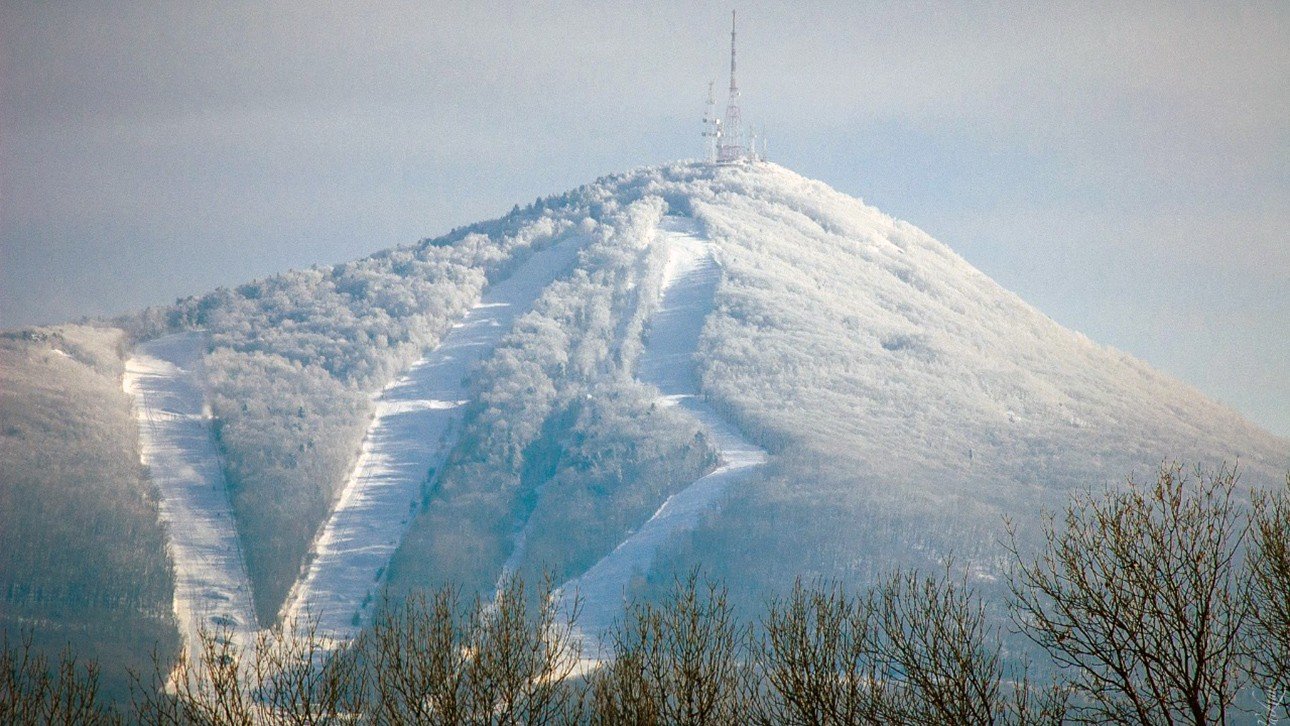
xmin=4 ymin=463 xmax=1287 ymax=725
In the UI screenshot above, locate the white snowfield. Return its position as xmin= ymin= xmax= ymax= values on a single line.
xmin=559 ymin=216 xmax=768 ymax=651
xmin=123 ymin=333 xmax=258 ymax=662
xmin=282 ymin=235 xmax=586 ymax=639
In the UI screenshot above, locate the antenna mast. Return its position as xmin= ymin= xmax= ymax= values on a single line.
xmin=717 ymin=10 xmax=746 ymax=163
xmin=702 ymin=80 xmax=721 ymax=162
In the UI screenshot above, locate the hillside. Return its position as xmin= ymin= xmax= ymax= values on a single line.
xmin=2 ymin=161 xmax=1286 ymax=664
xmin=387 ymin=162 xmax=1288 ymax=616
xmin=0 ymin=326 xmax=178 ymax=699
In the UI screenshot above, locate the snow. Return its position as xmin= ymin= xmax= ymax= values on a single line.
xmin=116 ymin=160 xmax=1287 ymax=659
xmin=281 ymin=235 xmax=586 ymax=639
xmin=557 ymin=216 xmax=767 ymax=651
xmin=123 ymin=332 xmax=258 ymax=663
xmin=682 ymin=162 xmax=1290 ymax=493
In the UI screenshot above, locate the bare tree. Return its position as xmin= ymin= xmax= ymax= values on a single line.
xmin=752 ymin=578 xmax=884 ymax=724
xmin=1008 ymin=463 xmax=1251 ymax=725
xmin=250 ymin=621 xmax=368 ymax=725
xmin=1249 ymin=475 xmax=1290 ymax=724
xmin=17 ymin=463 xmax=1288 ymax=724
xmin=589 ymin=572 xmax=750 ymax=725
xmin=0 ymin=631 xmax=121 ymax=725
xmin=131 ymin=575 xmax=580 ymax=724
xmin=871 ymin=567 xmax=1066 ymax=725
xmin=754 ymin=570 xmax=1064 ymax=726
xmin=132 ymin=626 xmax=253 ymax=725
xmin=460 ymin=573 xmax=582 ymax=725
xmin=361 ymin=588 xmax=469 ymax=724
xmin=871 ymin=567 xmax=1004 ymax=724
xmin=130 ymin=617 xmax=367 ymax=725
xmin=360 ymin=572 xmax=582 ymax=725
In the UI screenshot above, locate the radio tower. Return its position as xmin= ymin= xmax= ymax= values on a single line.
xmin=717 ymin=10 xmax=745 ymax=163
xmin=702 ymin=80 xmax=721 ymax=162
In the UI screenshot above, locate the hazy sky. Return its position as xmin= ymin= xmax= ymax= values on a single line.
xmin=2 ymin=1 xmax=1286 ymax=436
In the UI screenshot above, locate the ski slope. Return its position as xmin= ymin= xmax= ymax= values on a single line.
xmin=123 ymin=332 xmax=258 ymax=662
xmin=559 ymin=216 xmax=768 ymax=650
xmin=282 ymin=236 xmax=585 ymax=639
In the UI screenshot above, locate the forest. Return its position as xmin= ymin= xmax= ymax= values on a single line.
xmin=387 ymin=197 xmax=717 ymax=597
xmin=121 ymin=196 xmax=583 ymax=622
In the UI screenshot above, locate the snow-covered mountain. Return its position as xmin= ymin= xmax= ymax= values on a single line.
xmin=394 ymin=160 xmax=1286 ymax=618
xmin=4 ymin=161 xmax=1286 ymax=668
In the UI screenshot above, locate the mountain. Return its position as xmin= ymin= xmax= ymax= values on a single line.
xmin=3 ymin=162 xmax=1286 ymax=682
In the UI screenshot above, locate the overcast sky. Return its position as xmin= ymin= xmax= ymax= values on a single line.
xmin=1 ymin=1 xmax=1286 ymax=436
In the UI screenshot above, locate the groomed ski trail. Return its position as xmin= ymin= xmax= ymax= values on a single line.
xmin=124 ymin=332 xmax=258 ymax=664
xmin=283 ymin=236 xmax=585 ymax=640
xmin=558 ymin=216 xmax=767 ymax=651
